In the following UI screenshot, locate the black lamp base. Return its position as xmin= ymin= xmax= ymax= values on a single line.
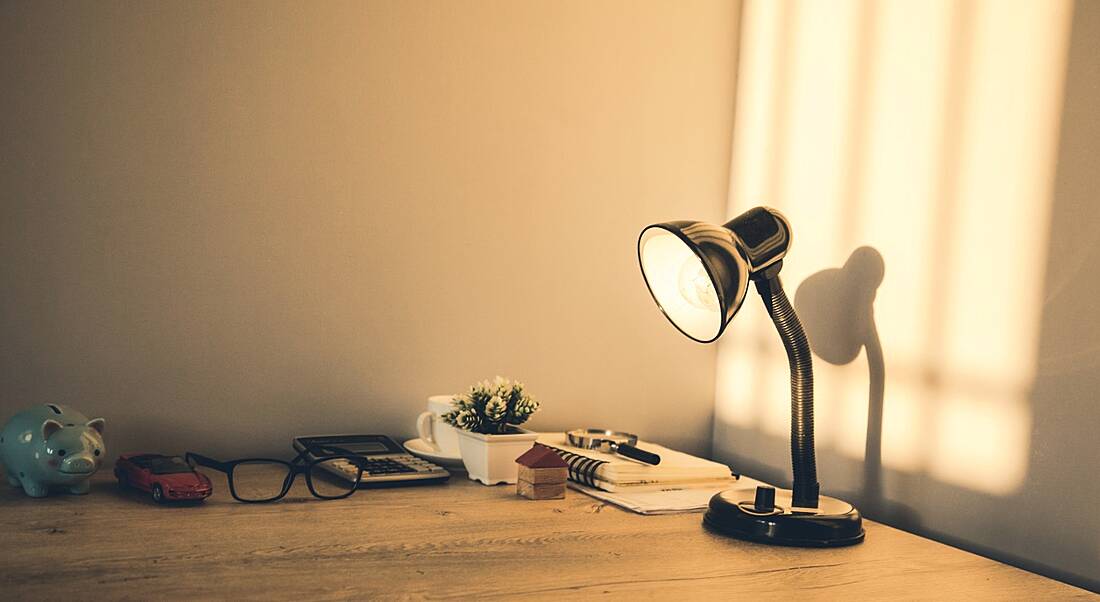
xmin=703 ymin=487 xmax=865 ymax=547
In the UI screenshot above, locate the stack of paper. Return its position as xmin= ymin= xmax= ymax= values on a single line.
xmin=570 ymin=476 xmax=766 ymax=515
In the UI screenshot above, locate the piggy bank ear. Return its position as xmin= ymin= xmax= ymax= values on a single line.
xmin=42 ymin=419 xmax=64 ymax=440
xmin=86 ymin=418 xmax=105 ymax=435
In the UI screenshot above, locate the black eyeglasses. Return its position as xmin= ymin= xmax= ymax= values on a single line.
xmin=185 ymin=445 xmax=367 ymax=503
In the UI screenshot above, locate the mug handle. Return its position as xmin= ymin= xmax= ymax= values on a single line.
xmin=416 ymin=411 xmax=436 ymax=446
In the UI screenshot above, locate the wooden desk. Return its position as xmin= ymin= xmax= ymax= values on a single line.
xmin=0 ymin=473 xmax=1091 ymax=600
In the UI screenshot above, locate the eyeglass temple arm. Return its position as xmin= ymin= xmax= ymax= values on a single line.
xmin=185 ymin=452 xmax=230 ymax=472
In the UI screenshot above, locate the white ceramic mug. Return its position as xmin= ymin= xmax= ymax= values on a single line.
xmin=416 ymin=395 xmax=460 ymax=456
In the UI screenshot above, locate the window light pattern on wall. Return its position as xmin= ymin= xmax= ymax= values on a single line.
xmin=715 ymin=0 xmax=1073 ymax=496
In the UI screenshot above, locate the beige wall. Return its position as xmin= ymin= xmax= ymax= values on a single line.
xmin=715 ymin=0 xmax=1098 ymax=591
xmin=0 ymin=1 xmax=740 ymax=459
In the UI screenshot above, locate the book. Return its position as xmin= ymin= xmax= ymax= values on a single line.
xmin=535 ymin=433 xmax=737 ymax=492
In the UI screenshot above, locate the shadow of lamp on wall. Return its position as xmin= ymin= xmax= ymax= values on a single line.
xmin=793 ymin=247 xmax=886 ymax=514
xmin=637 ymin=206 xmax=864 ymax=547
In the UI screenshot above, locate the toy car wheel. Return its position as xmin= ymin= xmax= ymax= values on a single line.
xmin=152 ymin=484 xmax=165 ymax=504
xmin=117 ymin=473 xmax=128 ymax=490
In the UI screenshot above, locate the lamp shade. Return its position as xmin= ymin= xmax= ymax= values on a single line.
xmin=637 ymin=221 xmax=750 ymax=343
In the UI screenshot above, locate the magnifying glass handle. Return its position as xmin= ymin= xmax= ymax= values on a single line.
xmin=616 ymin=444 xmax=661 ymax=465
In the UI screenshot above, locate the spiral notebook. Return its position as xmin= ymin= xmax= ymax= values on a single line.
xmin=535 ymin=433 xmax=737 ymax=493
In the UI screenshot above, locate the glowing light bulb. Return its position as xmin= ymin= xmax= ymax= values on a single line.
xmin=677 ymin=256 xmax=718 ymax=311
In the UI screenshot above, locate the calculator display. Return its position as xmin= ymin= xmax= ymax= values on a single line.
xmin=294 ymin=434 xmax=405 ymax=456
xmin=346 ymin=442 xmax=388 ymax=454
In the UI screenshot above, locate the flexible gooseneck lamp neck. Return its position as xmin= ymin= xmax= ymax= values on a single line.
xmin=752 ymin=262 xmax=819 ymax=509
xmin=725 ymin=209 xmax=819 ymax=508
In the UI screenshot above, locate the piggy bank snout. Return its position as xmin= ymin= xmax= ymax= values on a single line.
xmin=60 ymin=455 xmax=96 ymax=474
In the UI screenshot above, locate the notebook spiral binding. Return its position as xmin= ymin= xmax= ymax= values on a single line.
xmin=543 ymin=445 xmax=608 ymax=488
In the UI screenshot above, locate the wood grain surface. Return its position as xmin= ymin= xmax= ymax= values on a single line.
xmin=0 ymin=472 xmax=1092 ymax=600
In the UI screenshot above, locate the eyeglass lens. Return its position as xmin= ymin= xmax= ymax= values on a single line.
xmin=232 ymin=461 xmax=292 ymax=502
xmin=308 ymin=458 xmax=362 ymax=499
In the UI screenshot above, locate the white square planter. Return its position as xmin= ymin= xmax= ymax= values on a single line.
xmin=456 ymin=427 xmax=539 ymax=485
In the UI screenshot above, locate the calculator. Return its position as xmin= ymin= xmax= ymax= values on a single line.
xmin=292 ymin=434 xmax=450 ymax=486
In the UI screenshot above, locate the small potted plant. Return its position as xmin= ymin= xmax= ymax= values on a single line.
xmin=443 ymin=376 xmax=540 ymax=485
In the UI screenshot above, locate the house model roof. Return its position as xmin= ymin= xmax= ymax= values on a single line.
xmin=515 ymin=444 xmax=568 ymax=468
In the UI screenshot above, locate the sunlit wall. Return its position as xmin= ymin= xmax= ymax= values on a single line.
xmin=714 ymin=0 xmax=1098 ymax=589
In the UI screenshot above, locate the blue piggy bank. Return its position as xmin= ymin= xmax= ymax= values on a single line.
xmin=0 ymin=404 xmax=106 ymax=497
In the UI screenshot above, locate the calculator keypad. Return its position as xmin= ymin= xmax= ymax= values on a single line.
xmin=325 ymin=455 xmax=447 ymax=481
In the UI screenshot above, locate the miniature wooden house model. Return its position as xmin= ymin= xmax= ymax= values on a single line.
xmin=515 ymin=444 xmax=568 ymax=500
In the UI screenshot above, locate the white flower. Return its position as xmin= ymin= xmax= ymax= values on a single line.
xmin=456 ymin=409 xmax=481 ymax=430
xmin=485 ymin=395 xmax=507 ymax=422
xmin=514 ymin=396 xmax=538 ymax=416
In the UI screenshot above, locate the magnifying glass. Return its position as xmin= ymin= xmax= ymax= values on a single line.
xmin=567 ymin=429 xmax=661 ymax=465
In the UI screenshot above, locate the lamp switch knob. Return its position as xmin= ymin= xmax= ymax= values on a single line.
xmin=754 ymin=486 xmax=776 ymax=512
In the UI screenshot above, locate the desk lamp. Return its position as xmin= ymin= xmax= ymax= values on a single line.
xmin=637 ymin=206 xmax=864 ymax=547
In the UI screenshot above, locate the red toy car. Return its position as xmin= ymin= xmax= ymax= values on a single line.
xmin=114 ymin=453 xmax=213 ymax=503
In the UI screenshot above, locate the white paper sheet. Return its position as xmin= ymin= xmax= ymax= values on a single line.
xmin=568 ymin=476 xmax=767 ymax=515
